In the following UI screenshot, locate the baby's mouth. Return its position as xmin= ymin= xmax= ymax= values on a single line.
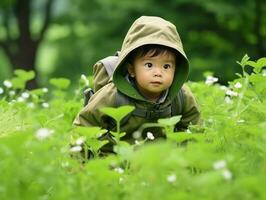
xmin=150 ymin=81 xmax=162 ymax=85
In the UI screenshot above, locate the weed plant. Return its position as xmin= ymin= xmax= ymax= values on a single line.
xmin=0 ymin=55 xmax=265 ymax=200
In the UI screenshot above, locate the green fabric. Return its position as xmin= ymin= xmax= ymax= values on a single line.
xmin=113 ymin=16 xmax=189 ymax=101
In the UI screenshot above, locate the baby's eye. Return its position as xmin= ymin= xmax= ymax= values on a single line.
xmin=163 ymin=64 xmax=172 ymax=69
xmin=144 ymin=63 xmax=153 ymax=68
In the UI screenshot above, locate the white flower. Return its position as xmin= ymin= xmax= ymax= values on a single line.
xmin=17 ymin=97 xmax=25 ymax=102
xmin=141 ymin=181 xmax=148 ymax=187
xmin=42 ymin=102 xmax=49 ymax=108
xmin=186 ymin=129 xmax=192 ymax=133
xmin=9 ymin=100 xmax=17 ymax=104
xmin=133 ymin=131 xmax=141 ymax=139
xmin=234 ymin=82 xmax=242 ymax=89
xmin=61 ymin=162 xmax=69 ymax=168
xmin=237 ymin=119 xmax=245 ymax=123
xmin=135 ymin=140 xmax=140 ymax=145
xmin=222 ymin=169 xmax=232 ymax=181
xmin=114 ymin=167 xmax=124 ymax=174
xmin=262 ymin=69 xmax=266 ymax=77
xmin=81 ymin=74 xmax=89 ymax=86
xmin=3 ymin=80 xmax=12 ymax=88
xmin=76 ymin=137 xmax=85 ymax=146
xmin=213 ymin=160 xmax=227 ymax=170
xmin=205 ymin=76 xmax=218 ymax=85
xmin=220 ymin=85 xmax=227 ymax=91
xmin=226 ymin=89 xmax=238 ymax=97
xmin=42 ymin=88 xmax=48 ymax=93
xmin=36 ymin=128 xmax=53 ymax=140
xmin=119 ymin=177 xmax=124 ymax=184
xmin=147 ymin=132 xmax=155 ymax=140
xmin=9 ymin=90 xmax=15 ymax=96
xmin=0 ymin=87 xmax=4 ymax=94
xmin=225 ymin=96 xmax=233 ymax=104
xmin=70 ymin=146 xmax=82 ymax=153
xmin=167 ymin=174 xmax=176 ymax=183
xmin=21 ymin=92 xmax=30 ymax=99
xmin=27 ymin=102 xmax=35 ymax=108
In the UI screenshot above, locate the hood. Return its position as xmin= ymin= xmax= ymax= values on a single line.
xmin=113 ymin=16 xmax=189 ymax=101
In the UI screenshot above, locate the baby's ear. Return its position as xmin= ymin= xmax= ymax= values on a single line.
xmin=126 ymin=62 xmax=135 ymax=77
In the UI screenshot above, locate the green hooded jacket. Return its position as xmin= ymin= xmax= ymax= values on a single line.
xmin=74 ymin=16 xmax=200 ymax=142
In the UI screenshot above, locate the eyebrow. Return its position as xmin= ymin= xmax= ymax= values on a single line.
xmin=142 ymin=57 xmax=175 ymax=63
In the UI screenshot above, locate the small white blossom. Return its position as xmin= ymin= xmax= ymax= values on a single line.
xmin=9 ymin=100 xmax=16 ymax=104
xmin=141 ymin=181 xmax=148 ymax=187
xmin=70 ymin=146 xmax=82 ymax=153
xmin=114 ymin=167 xmax=124 ymax=174
xmin=213 ymin=160 xmax=227 ymax=170
xmin=226 ymin=89 xmax=238 ymax=97
xmin=81 ymin=74 xmax=89 ymax=86
xmin=3 ymin=80 xmax=12 ymax=88
xmin=17 ymin=97 xmax=25 ymax=102
xmin=0 ymin=87 xmax=4 ymax=94
xmin=61 ymin=162 xmax=69 ymax=168
xmin=234 ymin=82 xmax=242 ymax=89
xmin=42 ymin=88 xmax=48 ymax=93
xmin=205 ymin=76 xmax=218 ymax=85
xmin=42 ymin=102 xmax=49 ymax=108
xmin=262 ymin=69 xmax=266 ymax=77
xmin=21 ymin=92 xmax=30 ymax=99
xmin=222 ymin=169 xmax=232 ymax=181
xmin=119 ymin=177 xmax=124 ymax=184
xmin=9 ymin=90 xmax=15 ymax=96
xmin=135 ymin=140 xmax=140 ymax=145
xmin=220 ymin=85 xmax=227 ymax=91
xmin=147 ymin=132 xmax=155 ymax=140
xmin=208 ymin=118 xmax=214 ymax=123
xmin=167 ymin=174 xmax=176 ymax=183
xmin=76 ymin=137 xmax=85 ymax=146
xmin=74 ymin=89 xmax=80 ymax=95
xmin=27 ymin=102 xmax=35 ymax=108
xmin=225 ymin=96 xmax=233 ymax=104
xmin=186 ymin=129 xmax=192 ymax=133
xmin=237 ymin=119 xmax=245 ymax=123
xmin=36 ymin=128 xmax=53 ymax=140
xmin=133 ymin=131 xmax=141 ymax=139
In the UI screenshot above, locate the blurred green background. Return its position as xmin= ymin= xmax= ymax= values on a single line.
xmin=0 ymin=0 xmax=265 ymax=88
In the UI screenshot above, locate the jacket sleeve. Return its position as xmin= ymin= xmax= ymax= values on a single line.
xmin=73 ymin=83 xmax=117 ymax=128
xmin=176 ymin=85 xmax=201 ymax=130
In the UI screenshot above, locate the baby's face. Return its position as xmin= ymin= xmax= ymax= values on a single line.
xmin=128 ymin=51 xmax=176 ymax=102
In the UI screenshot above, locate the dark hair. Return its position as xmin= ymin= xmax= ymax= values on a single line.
xmin=127 ymin=44 xmax=178 ymax=64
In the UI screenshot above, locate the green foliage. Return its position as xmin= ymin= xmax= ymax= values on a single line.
xmin=0 ymin=56 xmax=266 ymax=199
xmin=49 ymin=78 xmax=71 ymax=90
xmin=11 ymin=70 xmax=35 ymax=90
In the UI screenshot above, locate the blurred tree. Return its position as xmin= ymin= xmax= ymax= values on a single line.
xmin=0 ymin=0 xmax=265 ymax=87
xmin=50 ymin=0 xmax=265 ymax=84
xmin=0 ymin=0 xmax=54 ymax=89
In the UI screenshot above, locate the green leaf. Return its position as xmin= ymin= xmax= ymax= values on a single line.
xmin=246 ymin=57 xmax=266 ymax=74
xmin=158 ymin=115 xmax=182 ymax=126
xmin=237 ymin=54 xmax=250 ymax=67
xmin=110 ymin=131 xmax=126 ymax=141
xmin=257 ymin=57 xmax=266 ymax=67
xmin=10 ymin=70 xmax=35 ymax=89
xmin=14 ymin=70 xmax=35 ymax=81
xmin=87 ymin=138 xmax=109 ymax=152
xmin=30 ymin=88 xmax=46 ymax=96
xmin=167 ymin=132 xmax=205 ymax=143
xmin=100 ymin=105 xmax=135 ymax=123
xmin=75 ymin=126 xmax=107 ymax=139
xmin=49 ymin=78 xmax=71 ymax=90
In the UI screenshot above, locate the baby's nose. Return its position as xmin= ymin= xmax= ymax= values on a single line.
xmin=153 ymin=67 xmax=163 ymax=76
